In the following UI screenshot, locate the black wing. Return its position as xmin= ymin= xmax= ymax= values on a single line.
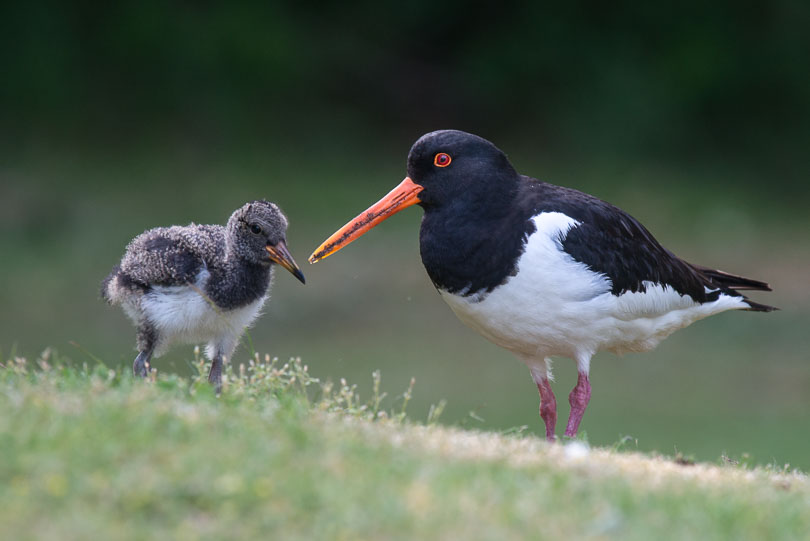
xmin=524 ymin=178 xmax=775 ymax=310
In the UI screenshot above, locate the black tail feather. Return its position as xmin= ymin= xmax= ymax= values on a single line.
xmin=743 ymin=299 xmax=778 ymax=312
xmin=691 ymin=264 xmax=772 ymax=291
xmin=690 ymin=263 xmax=777 ymax=311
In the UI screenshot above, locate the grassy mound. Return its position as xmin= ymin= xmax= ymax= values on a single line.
xmin=1 ymin=352 xmax=807 ymax=540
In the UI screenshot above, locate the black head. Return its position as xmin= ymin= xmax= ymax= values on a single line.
xmin=227 ymin=200 xmax=305 ymax=283
xmin=308 ymin=130 xmax=519 ymax=263
xmin=406 ymin=130 xmax=519 ymax=209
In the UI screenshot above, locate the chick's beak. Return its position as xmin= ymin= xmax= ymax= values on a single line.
xmin=266 ymin=240 xmax=306 ymax=284
xmin=308 ymin=177 xmax=423 ymax=263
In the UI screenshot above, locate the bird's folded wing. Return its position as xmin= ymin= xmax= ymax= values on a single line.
xmin=529 ymin=182 xmax=714 ymax=302
xmin=120 ymin=229 xmax=206 ymax=288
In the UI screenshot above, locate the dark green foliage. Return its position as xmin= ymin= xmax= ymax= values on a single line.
xmin=2 ymin=1 xmax=809 ymax=173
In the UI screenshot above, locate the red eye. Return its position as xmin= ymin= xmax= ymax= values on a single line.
xmin=434 ymin=153 xmax=452 ymax=167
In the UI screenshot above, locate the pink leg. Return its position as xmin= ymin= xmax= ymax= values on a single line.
xmin=535 ymin=378 xmax=558 ymax=441
xmin=564 ymin=372 xmax=591 ymax=437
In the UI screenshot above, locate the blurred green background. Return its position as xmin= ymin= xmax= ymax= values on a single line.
xmin=1 ymin=2 xmax=808 ymax=468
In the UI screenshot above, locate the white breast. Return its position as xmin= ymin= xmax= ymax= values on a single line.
xmin=439 ymin=212 xmax=748 ymax=363
xmin=140 ymin=269 xmax=267 ymax=357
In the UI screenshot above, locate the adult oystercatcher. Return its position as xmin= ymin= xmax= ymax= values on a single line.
xmin=103 ymin=200 xmax=305 ymax=390
xmin=309 ymin=130 xmax=774 ymax=440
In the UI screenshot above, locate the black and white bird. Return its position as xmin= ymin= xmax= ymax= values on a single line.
xmin=103 ymin=200 xmax=305 ymax=390
xmin=309 ymin=130 xmax=774 ymax=440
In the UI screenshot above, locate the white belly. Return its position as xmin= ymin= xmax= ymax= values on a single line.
xmin=439 ymin=212 xmax=748 ymax=363
xmin=139 ymin=270 xmax=267 ymax=357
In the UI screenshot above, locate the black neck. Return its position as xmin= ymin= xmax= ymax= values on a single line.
xmin=418 ymin=186 xmax=535 ymax=298
xmin=205 ymin=258 xmax=272 ymax=310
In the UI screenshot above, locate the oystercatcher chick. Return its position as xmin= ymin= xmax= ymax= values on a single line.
xmin=309 ymin=130 xmax=775 ymax=440
xmin=103 ymin=200 xmax=305 ymax=391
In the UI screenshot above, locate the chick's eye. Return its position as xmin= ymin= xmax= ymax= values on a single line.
xmin=250 ymin=224 xmax=262 ymax=235
xmin=434 ymin=153 xmax=452 ymax=167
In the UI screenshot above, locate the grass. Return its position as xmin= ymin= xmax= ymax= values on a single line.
xmin=1 ymin=351 xmax=808 ymax=540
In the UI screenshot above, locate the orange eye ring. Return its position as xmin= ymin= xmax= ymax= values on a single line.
xmin=434 ymin=153 xmax=452 ymax=167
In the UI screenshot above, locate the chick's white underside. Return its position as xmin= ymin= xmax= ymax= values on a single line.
xmin=121 ymin=269 xmax=267 ymax=359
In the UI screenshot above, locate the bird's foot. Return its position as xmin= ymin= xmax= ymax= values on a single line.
xmin=133 ymin=351 xmax=152 ymax=378
xmin=207 ymin=357 xmax=223 ymax=395
xmin=564 ymin=372 xmax=591 ymax=438
xmin=535 ymin=378 xmax=558 ymax=441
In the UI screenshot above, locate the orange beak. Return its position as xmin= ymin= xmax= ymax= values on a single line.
xmin=309 ymin=177 xmax=424 ymax=263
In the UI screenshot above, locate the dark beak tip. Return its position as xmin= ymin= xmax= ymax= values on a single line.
xmin=266 ymin=243 xmax=306 ymax=284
